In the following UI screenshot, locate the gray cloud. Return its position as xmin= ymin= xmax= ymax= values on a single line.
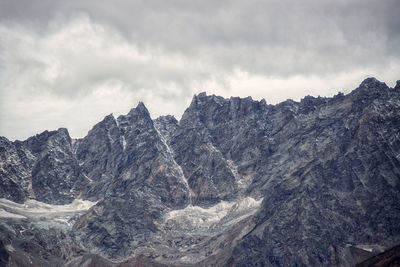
xmin=1 ymin=0 xmax=399 ymax=73
xmin=0 ymin=0 xmax=399 ymax=140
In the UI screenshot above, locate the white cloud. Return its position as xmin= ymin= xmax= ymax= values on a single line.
xmin=0 ymin=14 xmax=209 ymax=139
xmin=0 ymin=13 xmax=399 ymax=141
xmin=206 ymin=66 xmax=400 ymax=104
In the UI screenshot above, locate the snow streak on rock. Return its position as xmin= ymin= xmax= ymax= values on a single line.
xmin=154 ymin=125 xmax=194 ymax=203
xmin=0 ymin=198 xmax=96 ymax=227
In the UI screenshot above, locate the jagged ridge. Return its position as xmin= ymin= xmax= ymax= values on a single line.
xmin=0 ymin=77 xmax=400 ymax=266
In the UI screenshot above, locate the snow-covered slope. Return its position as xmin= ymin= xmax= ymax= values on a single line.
xmin=0 ymin=198 xmax=96 ymax=227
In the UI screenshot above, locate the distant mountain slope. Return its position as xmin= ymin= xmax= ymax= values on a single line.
xmin=0 ymin=78 xmax=399 ymax=266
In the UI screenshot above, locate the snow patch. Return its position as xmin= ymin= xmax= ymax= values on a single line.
xmin=354 ymin=244 xmax=385 ymax=253
xmin=18 ymin=199 xmax=96 ymax=213
xmin=122 ymin=135 xmax=127 ymax=150
xmin=0 ymin=209 xmax=27 ymax=219
xmin=0 ymin=198 xmax=96 ymax=227
xmin=156 ymin=196 xmax=263 ymax=264
xmin=5 ymin=244 xmax=15 ymax=253
xmin=164 ymin=197 xmax=262 ymax=233
xmin=83 ymin=174 xmax=93 ymax=183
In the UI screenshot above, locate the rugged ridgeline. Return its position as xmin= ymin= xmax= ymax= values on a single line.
xmin=1 ymin=78 xmax=400 ymax=266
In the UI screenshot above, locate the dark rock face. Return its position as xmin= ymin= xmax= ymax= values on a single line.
xmin=0 ymin=239 xmax=9 ymax=266
xmin=0 ymin=137 xmax=30 ymax=203
xmin=73 ymin=103 xmax=190 ymax=258
xmin=0 ymin=217 xmax=85 ymax=267
xmin=75 ymin=113 xmax=124 ymax=199
xmin=226 ymin=78 xmax=400 ymax=266
xmin=167 ymin=93 xmax=272 ymax=205
xmin=0 ymin=128 xmax=86 ymax=204
xmin=30 ymin=128 xmax=85 ymax=204
xmin=0 ymin=77 xmax=399 ymax=266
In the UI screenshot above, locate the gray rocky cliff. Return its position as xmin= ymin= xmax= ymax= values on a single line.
xmin=0 ymin=136 xmax=29 ymax=203
xmin=0 ymin=77 xmax=399 ymax=266
xmin=30 ymin=128 xmax=85 ymax=204
xmin=164 ymin=93 xmax=272 ymax=205
xmin=225 ymin=78 xmax=400 ymax=266
xmin=0 ymin=128 xmax=85 ymax=204
xmin=75 ymin=113 xmax=124 ymax=199
xmin=73 ymin=102 xmax=190 ymax=258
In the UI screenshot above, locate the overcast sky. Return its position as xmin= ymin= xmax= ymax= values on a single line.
xmin=0 ymin=0 xmax=399 ymax=141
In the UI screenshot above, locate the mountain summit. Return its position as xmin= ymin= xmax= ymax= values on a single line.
xmin=1 ymin=78 xmax=400 ymax=266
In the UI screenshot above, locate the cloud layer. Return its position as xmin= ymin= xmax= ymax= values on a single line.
xmin=0 ymin=0 xmax=399 ymax=140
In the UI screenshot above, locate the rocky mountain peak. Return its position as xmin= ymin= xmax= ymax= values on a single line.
xmin=120 ymin=102 xmax=154 ymax=135
xmin=359 ymin=77 xmax=385 ymax=88
xmin=344 ymin=77 xmax=392 ymax=113
xmin=299 ymin=95 xmax=328 ymax=114
xmin=56 ymin=127 xmax=70 ymax=137
xmin=22 ymin=130 xmax=59 ymax=154
xmin=156 ymin=114 xmax=178 ymax=125
xmin=154 ymin=115 xmax=179 ymax=141
xmin=186 ymin=92 xmax=227 ymax=111
xmin=127 ymin=101 xmax=151 ymax=118
xmin=100 ymin=113 xmax=117 ymax=126
xmin=185 ymin=92 xmax=204 ymax=110
xmin=352 ymin=77 xmax=389 ymax=97
xmin=182 ymin=92 xmax=269 ymax=128
xmin=86 ymin=114 xmax=119 ymax=141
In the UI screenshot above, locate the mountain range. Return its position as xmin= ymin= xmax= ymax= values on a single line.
xmin=1 ymin=77 xmax=400 ymax=266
